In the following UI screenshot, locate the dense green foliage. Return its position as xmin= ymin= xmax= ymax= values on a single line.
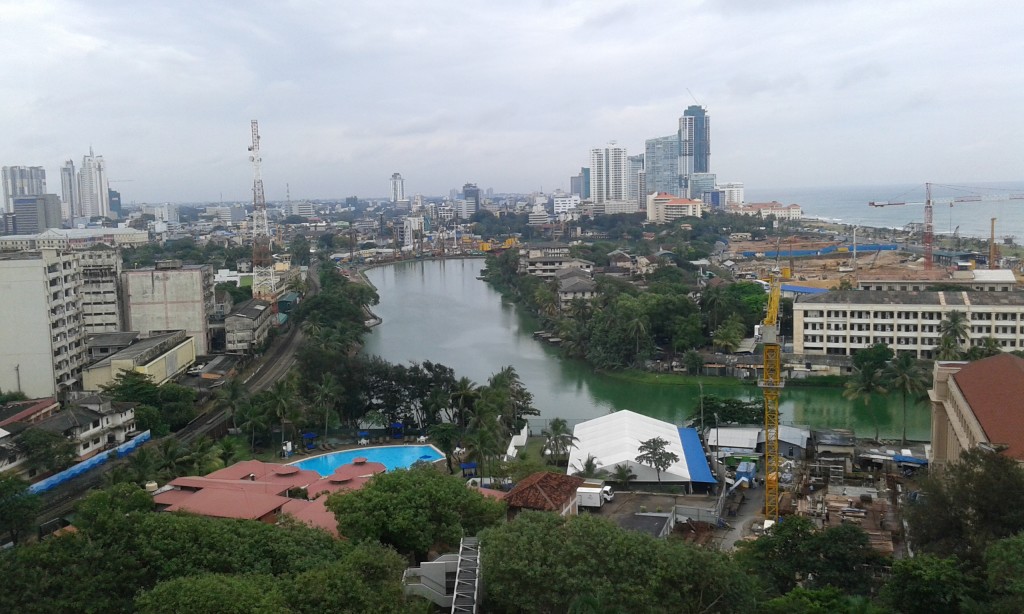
xmin=481 ymin=511 xmax=756 ymax=613
xmin=100 ymin=371 xmax=198 ymax=433
xmin=0 ymin=484 xmax=413 ymax=614
xmin=0 ymin=475 xmax=40 ymax=544
xmin=17 ymin=428 xmax=77 ymax=473
xmin=326 ymin=465 xmax=506 ymax=561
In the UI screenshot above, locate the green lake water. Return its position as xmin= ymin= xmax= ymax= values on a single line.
xmin=361 ymin=259 xmax=930 ymax=441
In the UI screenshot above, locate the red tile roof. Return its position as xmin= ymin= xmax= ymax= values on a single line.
xmin=281 ymin=498 xmax=339 ymax=536
xmin=167 ymin=476 xmax=293 ymax=496
xmin=305 ymin=461 xmax=385 ymax=498
xmin=204 ymin=460 xmax=320 ymax=486
xmin=159 ymin=488 xmax=289 ymax=520
xmin=504 ymin=472 xmax=584 ymax=511
xmin=952 ymin=353 xmax=1024 ymax=460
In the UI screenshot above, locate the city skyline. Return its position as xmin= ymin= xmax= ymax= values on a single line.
xmin=0 ymin=1 xmax=1022 ymax=203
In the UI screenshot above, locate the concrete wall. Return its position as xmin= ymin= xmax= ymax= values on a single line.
xmin=122 ymin=266 xmax=212 ymax=355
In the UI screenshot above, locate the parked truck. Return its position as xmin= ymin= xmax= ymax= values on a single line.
xmin=577 ymin=484 xmax=615 ymax=509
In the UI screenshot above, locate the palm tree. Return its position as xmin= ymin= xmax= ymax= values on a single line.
xmin=572 ymin=454 xmax=608 ymax=479
xmin=213 ymin=377 xmax=247 ymax=430
xmin=183 ymin=437 xmax=225 ymax=475
xmin=451 ymin=377 xmax=480 ymax=428
xmin=267 ymin=378 xmax=298 ymax=446
xmin=934 ymin=335 xmax=963 ymax=360
xmin=125 ymin=447 xmax=161 ymax=484
xmin=312 ymin=372 xmax=342 ymax=438
xmin=428 ymin=422 xmax=462 ymax=474
xmin=939 ymin=310 xmax=970 ymax=349
xmin=542 ymin=417 xmax=578 ymax=466
xmin=700 ymin=287 xmax=727 ymax=332
xmin=235 ymin=399 xmax=270 ymax=452
xmin=883 ymin=353 xmax=928 ymax=445
xmin=155 ymin=438 xmax=189 ymax=480
xmin=843 ymin=367 xmax=888 ymax=442
xmin=624 ymin=312 xmax=650 ymax=356
xmin=611 ymin=463 xmax=637 ymax=490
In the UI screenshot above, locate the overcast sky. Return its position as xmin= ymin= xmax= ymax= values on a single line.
xmin=1 ymin=1 xmax=1021 ymax=203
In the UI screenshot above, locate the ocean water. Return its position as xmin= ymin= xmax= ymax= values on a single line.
xmin=745 ymin=182 xmax=1024 ymax=241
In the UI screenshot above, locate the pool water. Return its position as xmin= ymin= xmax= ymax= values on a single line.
xmin=291 ymin=445 xmax=443 ymax=476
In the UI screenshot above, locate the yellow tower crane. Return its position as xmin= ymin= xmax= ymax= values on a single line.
xmin=759 ymin=275 xmax=784 ymax=521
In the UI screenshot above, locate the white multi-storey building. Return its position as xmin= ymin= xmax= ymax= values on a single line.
xmin=60 ymin=160 xmax=79 ymax=220
xmin=390 ymin=172 xmax=406 ymax=203
xmin=78 ymin=149 xmax=109 ymax=219
xmin=552 ymin=193 xmax=581 ymax=214
xmin=0 ymin=228 xmax=149 ymax=251
xmin=727 ymin=201 xmax=802 ymax=221
xmin=589 ymin=144 xmax=629 ymax=204
xmin=793 ymin=290 xmax=1024 ymax=359
xmin=2 ymin=166 xmax=47 ymax=213
xmin=646 ymin=192 xmax=704 ymax=224
xmin=718 ymin=182 xmax=744 ymax=206
xmin=0 ymin=250 xmax=87 ymax=397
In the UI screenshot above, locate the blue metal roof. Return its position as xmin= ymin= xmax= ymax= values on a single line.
xmin=781 ymin=284 xmax=829 ymax=295
xmin=677 ymin=427 xmax=717 ymax=484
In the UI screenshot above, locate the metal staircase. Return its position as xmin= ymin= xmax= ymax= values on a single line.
xmin=451 ymin=537 xmax=481 ymax=613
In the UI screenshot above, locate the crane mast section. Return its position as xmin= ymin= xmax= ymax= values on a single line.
xmin=759 ymin=276 xmax=784 ymax=521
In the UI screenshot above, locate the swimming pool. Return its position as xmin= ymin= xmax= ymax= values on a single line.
xmin=291 ymin=445 xmax=443 ymax=476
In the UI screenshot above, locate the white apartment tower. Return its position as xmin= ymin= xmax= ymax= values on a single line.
xmin=0 ymin=250 xmax=87 ymax=397
xmin=589 ymin=144 xmax=629 ymax=204
xmin=390 ymin=172 xmax=406 ymax=203
xmin=78 ymin=148 xmax=110 ymax=219
xmin=79 ymin=246 xmax=124 ymax=333
xmin=2 ymin=166 xmax=47 ymax=213
xmin=60 ymin=160 xmax=80 ymax=220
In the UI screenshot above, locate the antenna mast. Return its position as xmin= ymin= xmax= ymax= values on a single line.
xmin=249 ymin=120 xmax=277 ymax=300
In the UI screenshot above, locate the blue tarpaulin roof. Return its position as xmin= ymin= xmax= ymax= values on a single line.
xmin=677 ymin=427 xmax=717 ymax=484
xmin=893 ymin=454 xmax=928 ymax=465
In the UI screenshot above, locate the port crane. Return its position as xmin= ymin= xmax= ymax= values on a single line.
xmin=759 ymin=274 xmax=784 ymax=521
xmin=868 ymin=183 xmax=1024 ymax=269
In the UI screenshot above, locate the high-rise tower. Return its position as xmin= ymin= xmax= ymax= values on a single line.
xmin=390 ymin=173 xmax=405 ymax=203
xmin=60 ymin=160 xmax=79 ymax=220
xmin=78 ymin=148 xmax=109 ymax=218
xmin=589 ymin=144 xmax=629 ymax=204
xmin=679 ymin=105 xmax=710 ymax=197
xmin=2 ymin=166 xmax=47 ymax=213
xmin=248 ymin=120 xmax=276 ymax=300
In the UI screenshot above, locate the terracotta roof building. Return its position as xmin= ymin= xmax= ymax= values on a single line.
xmin=504 ymin=472 xmax=585 ymax=518
xmin=930 ymin=353 xmax=1024 ymax=467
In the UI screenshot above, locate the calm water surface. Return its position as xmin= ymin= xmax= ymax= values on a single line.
xmin=361 ymin=259 xmax=930 ymax=441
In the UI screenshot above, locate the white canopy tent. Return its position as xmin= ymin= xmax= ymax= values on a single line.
xmin=567 ymin=410 xmax=696 ymax=483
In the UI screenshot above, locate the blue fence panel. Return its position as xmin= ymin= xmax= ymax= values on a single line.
xmin=28 ymin=430 xmax=152 ymax=494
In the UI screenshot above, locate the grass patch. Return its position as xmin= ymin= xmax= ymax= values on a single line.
xmin=602 ymin=370 xmax=752 ymax=387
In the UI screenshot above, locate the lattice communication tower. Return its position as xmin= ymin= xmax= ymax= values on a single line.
xmin=249 ymin=120 xmax=277 ymax=300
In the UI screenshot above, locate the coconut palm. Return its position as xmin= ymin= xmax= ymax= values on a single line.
xmin=451 ymin=377 xmax=480 ymax=428
xmin=235 ymin=399 xmax=270 ymax=452
xmin=572 ymin=454 xmax=608 ymax=479
xmin=183 ymin=437 xmax=225 ymax=475
xmin=213 ymin=377 xmax=247 ymax=430
xmin=542 ymin=417 xmax=578 ymax=466
xmin=312 ymin=372 xmax=342 ymax=438
xmin=156 ymin=438 xmax=189 ymax=480
xmin=883 ymin=353 xmax=929 ymax=445
xmin=939 ymin=310 xmax=970 ymax=348
xmin=267 ymin=378 xmax=299 ymax=445
xmin=427 ymin=422 xmax=462 ymax=474
xmin=934 ymin=335 xmax=963 ymax=360
xmin=124 ymin=447 xmax=161 ymax=484
xmin=611 ymin=463 xmax=637 ymax=490
xmin=843 ymin=366 xmax=888 ymax=443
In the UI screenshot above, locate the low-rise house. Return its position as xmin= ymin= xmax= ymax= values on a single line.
xmin=225 ymin=299 xmax=273 ymax=354
xmin=554 ymin=267 xmax=597 ymax=308
xmin=35 ymin=394 xmax=137 ymax=462
xmin=82 ymin=331 xmax=196 ymax=391
xmin=504 ymin=472 xmax=585 ymax=518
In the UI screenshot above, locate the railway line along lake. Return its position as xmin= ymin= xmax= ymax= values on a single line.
xmin=361 ymin=258 xmax=930 ymax=441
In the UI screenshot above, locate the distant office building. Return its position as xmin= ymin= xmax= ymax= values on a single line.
xmin=637 ymin=170 xmax=647 ymax=209
xmin=2 ymin=166 xmax=46 ymax=213
xmin=0 ymin=249 xmax=87 ymax=397
xmin=0 ymin=227 xmax=149 ymax=252
xmin=78 ymin=148 xmax=109 ymax=219
xmin=552 ymin=193 xmax=581 ymax=214
xmin=1 ymin=213 xmax=15 ymax=235
xmin=60 ymin=160 xmax=80 ymax=220
xmin=679 ymin=105 xmax=710 ymax=196
xmin=590 ymin=145 xmax=629 ymax=204
xmin=463 ymin=183 xmax=480 ymax=216
xmin=644 ymin=134 xmax=681 ymax=196
xmin=142 ymin=203 xmax=178 ymax=223
xmin=719 ymin=181 xmax=744 ymax=205
xmin=108 ymin=189 xmax=122 ymax=218
xmin=390 ymin=173 xmax=406 ymax=203
xmin=581 ymin=167 xmax=590 ymax=199
xmin=287 ymin=200 xmax=315 ymax=218
xmin=688 ymin=173 xmax=716 ymax=201
xmin=122 ymin=260 xmax=214 ymax=355
xmin=647 ymin=193 xmax=705 ymax=224
xmin=627 ymin=154 xmax=645 ymax=208
xmin=11 ymin=194 xmax=62 ymax=234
